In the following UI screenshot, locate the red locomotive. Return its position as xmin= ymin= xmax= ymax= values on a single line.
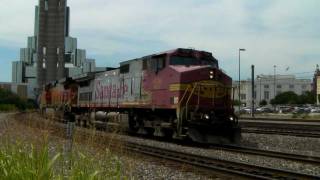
xmin=40 ymin=48 xmax=241 ymax=144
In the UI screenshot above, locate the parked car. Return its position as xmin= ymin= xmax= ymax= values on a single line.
xmin=277 ymin=106 xmax=294 ymax=113
xmin=293 ymin=107 xmax=309 ymax=114
xmin=256 ymin=107 xmax=273 ymax=113
xmin=239 ymin=107 xmax=252 ymax=114
xmin=311 ymin=108 xmax=320 ymax=113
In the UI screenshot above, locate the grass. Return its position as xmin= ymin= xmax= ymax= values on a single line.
xmin=0 ymin=114 xmax=127 ymax=180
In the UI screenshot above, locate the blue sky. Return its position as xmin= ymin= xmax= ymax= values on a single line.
xmin=0 ymin=0 xmax=319 ymax=82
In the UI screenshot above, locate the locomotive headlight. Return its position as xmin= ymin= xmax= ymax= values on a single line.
xmin=210 ymin=71 xmax=214 ymax=74
xmin=210 ymin=75 xmax=214 ymax=79
xmin=204 ymin=114 xmax=210 ymax=120
xmin=229 ymin=116 xmax=234 ymax=121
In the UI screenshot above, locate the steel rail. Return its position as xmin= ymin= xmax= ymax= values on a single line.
xmin=210 ymin=144 xmax=320 ymax=166
xmin=124 ymin=142 xmax=319 ymax=180
xmin=240 ymin=117 xmax=320 ymax=123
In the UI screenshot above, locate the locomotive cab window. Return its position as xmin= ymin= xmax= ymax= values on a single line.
xmin=150 ymin=55 xmax=166 ymax=73
xmin=120 ymin=64 xmax=130 ymax=74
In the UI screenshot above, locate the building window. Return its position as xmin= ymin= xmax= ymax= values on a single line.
xmin=44 ymin=0 xmax=48 ymax=11
xmin=253 ymin=91 xmax=257 ymax=99
xmin=240 ymin=94 xmax=246 ymax=100
xmin=289 ymin=84 xmax=294 ymax=89
xmin=42 ymin=62 xmax=46 ymax=69
xmin=57 ymin=47 xmax=60 ymax=55
xmin=264 ymin=85 xmax=269 ymax=88
xmin=277 ymin=85 xmax=282 ymax=88
xmin=264 ymin=91 xmax=269 ymax=100
xmin=302 ymin=85 xmax=307 ymax=89
xmin=43 ymin=47 xmax=46 ymax=55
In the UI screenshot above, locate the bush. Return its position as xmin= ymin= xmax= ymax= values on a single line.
xmin=0 ymin=104 xmax=17 ymax=112
xmin=0 ymin=88 xmax=37 ymax=111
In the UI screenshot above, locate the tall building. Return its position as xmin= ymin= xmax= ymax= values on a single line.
xmin=37 ymin=0 xmax=67 ymax=87
xmin=12 ymin=0 xmax=98 ymax=97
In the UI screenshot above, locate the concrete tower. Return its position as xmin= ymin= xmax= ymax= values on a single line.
xmin=37 ymin=0 xmax=69 ymax=88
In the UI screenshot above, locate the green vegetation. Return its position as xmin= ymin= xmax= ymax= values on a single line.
xmin=259 ymin=100 xmax=267 ymax=106
xmin=0 ymin=88 xmax=37 ymax=111
xmin=233 ymin=100 xmax=241 ymax=106
xmin=0 ymin=140 xmax=124 ymax=180
xmin=270 ymin=91 xmax=316 ymax=105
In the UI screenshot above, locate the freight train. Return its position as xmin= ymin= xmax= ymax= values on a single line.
xmin=39 ymin=48 xmax=241 ymax=144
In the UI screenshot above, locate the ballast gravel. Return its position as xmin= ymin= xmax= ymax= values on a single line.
xmin=119 ymin=133 xmax=320 ymax=177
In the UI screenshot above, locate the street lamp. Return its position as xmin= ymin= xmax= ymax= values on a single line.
xmin=238 ymin=48 xmax=246 ymax=112
xmin=257 ymin=75 xmax=262 ymax=105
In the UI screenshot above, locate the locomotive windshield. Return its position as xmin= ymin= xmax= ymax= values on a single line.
xmin=170 ymin=56 xmax=218 ymax=68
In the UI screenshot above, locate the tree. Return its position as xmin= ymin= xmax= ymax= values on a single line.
xmin=0 ymin=88 xmax=33 ymax=110
xmin=270 ymin=91 xmax=316 ymax=105
xmin=259 ymin=100 xmax=267 ymax=106
xmin=297 ymin=91 xmax=316 ymax=104
xmin=270 ymin=91 xmax=299 ymax=105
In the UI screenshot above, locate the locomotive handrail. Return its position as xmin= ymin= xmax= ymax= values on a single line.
xmin=185 ymin=83 xmax=198 ymax=121
xmin=177 ymin=85 xmax=191 ymax=136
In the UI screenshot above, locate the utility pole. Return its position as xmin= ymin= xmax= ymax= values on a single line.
xmin=238 ymin=48 xmax=246 ymax=112
xmin=273 ymin=65 xmax=276 ymax=110
xmin=251 ymin=65 xmax=255 ymax=117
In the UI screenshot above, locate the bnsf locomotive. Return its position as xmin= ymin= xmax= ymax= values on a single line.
xmin=40 ymin=48 xmax=241 ymax=144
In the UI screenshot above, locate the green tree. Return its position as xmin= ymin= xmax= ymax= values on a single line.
xmin=0 ymin=88 xmax=36 ymax=110
xmin=259 ymin=100 xmax=267 ymax=106
xmin=270 ymin=91 xmax=299 ymax=105
xmin=297 ymin=91 xmax=316 ymax=104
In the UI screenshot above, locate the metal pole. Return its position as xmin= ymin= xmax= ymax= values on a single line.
xmin=238 ymin=48 xmax=246 ymax=112
xmin=259 ymin=77 xmax=262 ymax=105
xmin=238 ymin=50 xmax=241 ymax=112
xmin=274 ymin=65 xmax=276 ymax=110
xmin=274 ymin=65 xmax=276 ymax=98
xmin=251 ymin=65 xmax=255 ymax=117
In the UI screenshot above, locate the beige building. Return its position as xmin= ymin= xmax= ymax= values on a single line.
xmin=233 ymin=75 xmax=312 ymax=107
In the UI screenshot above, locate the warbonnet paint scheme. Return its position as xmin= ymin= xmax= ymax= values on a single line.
xmin=40 ymin=48 xmax=241 ymax=144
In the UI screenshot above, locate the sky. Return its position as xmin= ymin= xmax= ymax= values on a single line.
xmin=0 ymin=0 xmax=319 ymax=82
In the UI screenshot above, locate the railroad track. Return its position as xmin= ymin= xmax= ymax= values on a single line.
xmin=239 ymin=119 xmax=320 ymax=138
xmin=210 ymin=144 xmax=320 ymax=166
xmin=240 ymin=117 xmax=320 ymax=123
xmin=242 ymin=127 xmax=320 ymax=138
xmin=125 ymin=142 xmax=319 ymax=180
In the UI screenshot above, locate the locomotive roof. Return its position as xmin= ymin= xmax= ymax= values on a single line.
xmin=120 ymin=48 xmax=216 ymax=65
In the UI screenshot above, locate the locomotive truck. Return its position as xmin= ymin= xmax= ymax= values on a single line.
xmin=40 ymin=48 xmax=241 ymax=144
